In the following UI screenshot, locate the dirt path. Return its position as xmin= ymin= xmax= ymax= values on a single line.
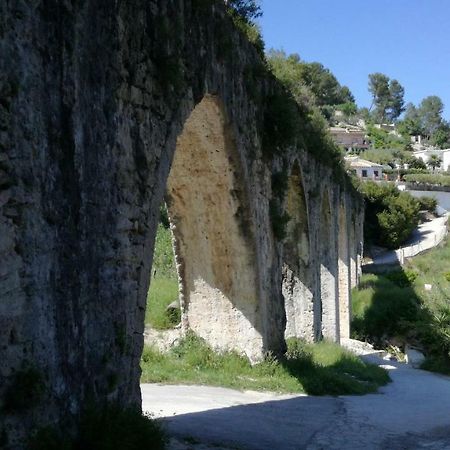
xmin=142 ymin=346 xmax=450 ymax=449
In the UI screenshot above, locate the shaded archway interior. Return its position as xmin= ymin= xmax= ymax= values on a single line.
xmin=163 ymin=94 xmax=264 ymax=361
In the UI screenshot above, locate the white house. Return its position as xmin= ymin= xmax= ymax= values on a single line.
xmin=344 ymin=156 xmax=384 ymax=180
xmin=413 ymin=148 xmax=450 ymax=171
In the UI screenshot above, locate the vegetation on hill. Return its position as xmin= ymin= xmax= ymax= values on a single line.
xmin=404 ymin=173 xmax=450 ymax=187
xmin=352 ymin=233 xmax=450 ymax=375
xmin=359 ymin=182 xmax=420 ymax=249
xmin=266 ymin=49 xmax=355 ymax=122
xmin=368 ymin=73 xmax=405 ymax=123
xmin=141 ymin=333 xmax=389 ymax=396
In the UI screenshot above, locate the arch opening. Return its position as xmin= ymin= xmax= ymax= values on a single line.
xmin=146 ymin=94 xmax=264 ymax=362
xmin=281 ymin=163 xmax=314 ymax=341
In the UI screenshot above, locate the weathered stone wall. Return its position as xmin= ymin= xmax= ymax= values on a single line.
xmin=0 ymin=0 xmax=363 ymax=446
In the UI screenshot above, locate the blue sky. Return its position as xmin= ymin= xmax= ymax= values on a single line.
xmin=259 ymin=0 xmax=450 ymax=119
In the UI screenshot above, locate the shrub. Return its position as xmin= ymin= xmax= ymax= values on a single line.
xmin=385 ymin=269 xmax=418 ymax=287
xmin=404 ymin=173 xmax=450 ymax=187
xmin=417 ymin=196 xmax=437 ymax=212
xmin=361 ymin=181 xmax=420 ymax=249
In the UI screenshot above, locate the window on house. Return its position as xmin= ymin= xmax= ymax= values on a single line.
xmin=374 ymin=170 xmax=379 ymax=177
xmin=362 ymin=169 xmax=368 ymax=177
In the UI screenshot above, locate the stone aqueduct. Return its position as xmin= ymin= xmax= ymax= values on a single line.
xmin=0 ymin=0 xmax=363 ymax=446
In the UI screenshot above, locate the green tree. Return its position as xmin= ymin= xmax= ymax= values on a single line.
xmin=361 ymin=182 xmax=420 ymax=249
xmin=227 ymin=0 xmax=262 ymax=23
xmin=419 ymin=95 xmax=444 ymax=136
xmin=431 ymin=123 xmax=450 ymax=149
xmin=368 ymin=73 xmax=405 ymax=122
xmin=368 ymin=73 xmax=390 ymax=121
xmin=386 ymin=79 xmax=405 ymax=122
xmin=266 ymin=49 xmax=356 ymax=115
xmin=397 ymin=103 xmax=423 ymax=137
xmin=427 ymin=154 xmax=442 ymax=172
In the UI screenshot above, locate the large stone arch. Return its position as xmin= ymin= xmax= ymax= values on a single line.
xmin=319 ymin=189 xmax=339 ymax=342
xmin=282 ymin=162 xmax=314 ymax=341
xmin=164 ymin=94 xmax=263 ymax=361
xmin=0 ymin=0 xmax=364 ymax=445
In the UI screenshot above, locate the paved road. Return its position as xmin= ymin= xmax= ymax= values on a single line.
xmin=142 ymin=352 xmax=450 ymax=449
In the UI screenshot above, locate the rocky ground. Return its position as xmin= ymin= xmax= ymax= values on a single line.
xmin=142 ymin=340 xmax=450 ymax=450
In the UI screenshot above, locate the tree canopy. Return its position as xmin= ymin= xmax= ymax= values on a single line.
xmin=266 ymin=49 xmax=355 ymax=118
xmin=368 ymin=73 xmax=405 ymax=123
xmin=227 ymin=0 xmax=262 ymax=23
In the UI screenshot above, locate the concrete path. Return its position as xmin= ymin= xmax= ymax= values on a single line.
xmin=364 ymin=213 xmax=449 ymax=268
xmin=142 ymin=351 xmax=450 ymax=449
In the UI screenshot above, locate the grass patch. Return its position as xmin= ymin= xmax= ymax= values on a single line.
xmin=352 ymin=234 xmax=450 ymax=375
xmin=146 ymin=223 xmax=180 ymax=329
xmin=141 ymin=333 xmax=389 ymax=396
xmin=146 ymin=278 xmax=180 ymax=329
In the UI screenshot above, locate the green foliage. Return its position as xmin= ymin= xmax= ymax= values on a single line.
xmin=262 ymin=91 xmax=299 ymax=155
xmin=427 ymin=154 xmax=442 ymax=172
xmin=352 ymin=237 xmax=450 ymax=375
xmin=417 ymin=195 xmax=438 ymax=212
xmin=419 ymin=95 xmax=444 ymax=135
xmin=146 ymin=224 xmax=179 ymax=329
xmin=336 ymin=101 xmax=357 ymax=118
xmin=361 ymin=181 xmax=420 ymax=249
xmin=368 ymin=73 xmax=405 ymax=122
xmin=152 ymin=224 xmax=176 ymax=279
xmin=404 ymin=173 xmax=450 ymax=187
xmin=28 ymin=406 xmax=166 ymax=450
xmin=385 ymin=269 xmax=418 ymax=287
xmin=231 ymin=15 xmax=265 ymax=57
xmin=159 ymin=204 xmax=170 ymax=229
xmin=227 ymin=0 xmax=262 ymax=23
xmin=266 ymin=50 xmax=355 ymax=112
xmin=365 ymin=125 xmax=409 ymax=150
xmin=146 ymin=278 xmax=180 ymax=329
xmin=140 ymin=333 xmax=389 ymax=395
xmin=3 ymin=368 xmax=45 ymax=413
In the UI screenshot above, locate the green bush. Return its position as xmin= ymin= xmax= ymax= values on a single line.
xmin=385 ymin=269 xmax=418 ymax=287
xmin=417 ymin=195 xmax=438 ymax=212
xmin=404 ymin=173 xmax=450 ymax=187
xmin=361 ymin=181 xmax=420 ymax=249
xmin=352 ymin=242 xmax=450 ymax=376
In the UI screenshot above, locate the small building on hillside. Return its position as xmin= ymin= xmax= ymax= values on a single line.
xmin=345 ymin=156 xmax=384 ymax=180
xmin=413 ymin=148 xmax=450 ymax=171
xmin=329 ymin=126 xmax=368 ymax=153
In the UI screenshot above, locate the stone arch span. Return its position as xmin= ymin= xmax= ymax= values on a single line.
xmin=282 ymin=162 xmax=314 ymax=341
xmin=0 ymin=0 xmax=364 ymax=444
xmin=163 ymin=94 xmax=264 ymax=361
